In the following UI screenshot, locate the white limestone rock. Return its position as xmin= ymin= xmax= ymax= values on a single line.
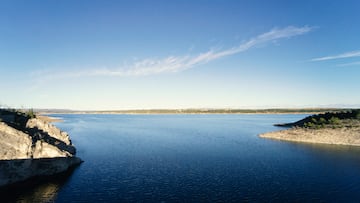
xmin=0 ymin=122 xmax=32 ymax=160
xmin=26 ymin=118 xmax=72 ymax=145
xmin=0 ymin=113 xmax=82 ymax=187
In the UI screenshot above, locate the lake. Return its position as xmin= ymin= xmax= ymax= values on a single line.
xmin=4 ymin=114 xmax=360 ymax=202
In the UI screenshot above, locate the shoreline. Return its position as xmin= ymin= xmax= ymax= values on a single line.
xmin=36 ymin=108 xmax=350 ymax=115
xmin=41 ymin=112 xmax=313 ymax=115
xmin=260 ymin=127 xmax=360 ymax=147
xmin=38 ymin=112 xmax=328 ymax=115
xmin=37 ymin=115 xmax=64 ymax=123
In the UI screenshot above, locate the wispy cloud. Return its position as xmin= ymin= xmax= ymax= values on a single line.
xmin=337 ymin=61 xmax=360 ymax=67
xmin=35 ymin=26 xmax=312 ymax=78
xmin=311 ymin=50 xmax=360 ymax=61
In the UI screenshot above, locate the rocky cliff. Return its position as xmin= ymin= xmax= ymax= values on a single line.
xmin=0 ymin=109 xmax=81 ymax=187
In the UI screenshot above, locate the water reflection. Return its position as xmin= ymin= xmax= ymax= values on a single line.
xmin=274 ymin=139 xmax=360 ymax=161
xmin=15 ymin=183 xmax=60 ymax=203
xmin=0 ymin=165 xmax=79 ymax=203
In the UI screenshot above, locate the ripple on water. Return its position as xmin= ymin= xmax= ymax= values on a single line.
xmin=5 ymin=114 xmax=360 ymax=202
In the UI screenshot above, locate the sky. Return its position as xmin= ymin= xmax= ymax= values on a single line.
xmin=1 ymin=0 xmax=360 ymax=110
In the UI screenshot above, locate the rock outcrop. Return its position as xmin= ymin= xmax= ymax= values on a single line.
xmin=0 ymin=109 xmax=81 ymax=187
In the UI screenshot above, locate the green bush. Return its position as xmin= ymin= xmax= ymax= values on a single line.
xmin=304 ymin=122 xmax=314 ymax=128
xmin=319 ymin=117 xmax=327 ymax=124
xmin=26 ymin=109 xmax=36 ymax=119
xmin=329 ymin=117 xmax=340 ymax=125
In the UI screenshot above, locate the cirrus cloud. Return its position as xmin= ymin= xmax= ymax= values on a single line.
xmin=34 ymin=25 xmax=313 ymax=79
xmin=311 ymin=50 xmax=360 ymax=61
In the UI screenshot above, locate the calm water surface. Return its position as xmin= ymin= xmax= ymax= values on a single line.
xmin=5 ymin=114 xmax=360 ymax=202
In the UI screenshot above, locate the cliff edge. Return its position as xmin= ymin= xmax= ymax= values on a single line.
xmin=0 ymin=109 xmax=82 ymax=187
xmin=260 ymin=110 xmax=360 ymax=146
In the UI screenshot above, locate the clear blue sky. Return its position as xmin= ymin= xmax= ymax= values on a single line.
xmin=1 ymin=0 xmax=360 ymax=110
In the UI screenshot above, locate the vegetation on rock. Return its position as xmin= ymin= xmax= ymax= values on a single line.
xmin=0 ymin=108 xmax=36 ymax=132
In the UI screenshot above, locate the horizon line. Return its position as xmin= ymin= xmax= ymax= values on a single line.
xmin=31 ymin=107 xmax=359 ymax=112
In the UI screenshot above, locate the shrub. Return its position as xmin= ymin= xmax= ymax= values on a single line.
xmin=329 ymin=117 xmax=340 ymax=125
xmin=304 ymin=122 xmax=314 ymax=128
xmin=319 ymin=117 xmax=327 ymax=125
xmin=26 ymin=109 xmax=36 ymax=119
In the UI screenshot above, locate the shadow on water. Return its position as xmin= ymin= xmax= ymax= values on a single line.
xmin=272 ymin=139 xmax=360 ymax=165
xmin=303 ymin=142 xmax=360 ymax=159
xmin=0 ymin=159 xmax=81 ymax=203
xmin=273 ymin=138 xmax=360 ymax=155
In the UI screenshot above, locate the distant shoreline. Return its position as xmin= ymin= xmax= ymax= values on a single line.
xmin=38 ymin=108 xmax=349 ymax=115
